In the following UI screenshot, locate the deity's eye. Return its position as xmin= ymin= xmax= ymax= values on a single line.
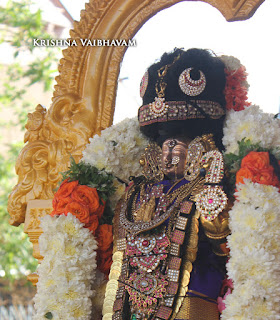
xmin=140 ymin=70 xmax=149 ymax=98
xmin=178 ymin=67 xmax=206 ymax=96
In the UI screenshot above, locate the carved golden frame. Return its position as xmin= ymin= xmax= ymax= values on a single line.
xmin=7 ymin=1 xmax=264 ymax=279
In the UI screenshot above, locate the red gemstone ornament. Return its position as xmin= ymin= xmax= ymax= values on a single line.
xmin=142 ymin=240 xmax=149 ymax=247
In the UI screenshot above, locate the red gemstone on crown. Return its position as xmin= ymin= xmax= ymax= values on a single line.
xmin=142 ymin=240 xmax=149 ymax=247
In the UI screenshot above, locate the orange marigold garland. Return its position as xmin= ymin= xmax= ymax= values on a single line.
xmin=96 ymin=224 xmax=113 ymax=276
xmin=236 ymin=151 xmax=280 ymax=188
xmin=51 ymin=180 xmax=105 ymax=234
xmin=51 ymin=158 xmax=117 ymax=276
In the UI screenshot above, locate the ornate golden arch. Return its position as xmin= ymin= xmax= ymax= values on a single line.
xmin=7 ymin=0 xmax=264 ymax=283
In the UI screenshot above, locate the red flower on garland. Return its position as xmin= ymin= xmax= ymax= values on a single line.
xmin=224 ymin=66 xmax=251 ymax=111
xmin=236 ymin=151 xmax=280 ymax=188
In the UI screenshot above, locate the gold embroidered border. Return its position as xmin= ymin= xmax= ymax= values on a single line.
xmin=174 ymin=296 xmax=219 ymax=320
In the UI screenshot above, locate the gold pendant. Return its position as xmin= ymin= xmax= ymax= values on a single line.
xmin=134 ymin=196 xmax=156 ymax=222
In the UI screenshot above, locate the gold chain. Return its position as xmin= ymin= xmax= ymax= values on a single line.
xmin=130 ymin=176 xmax=204 ymax=224
xmin=155 ymin=53 xmax=181 ymax=98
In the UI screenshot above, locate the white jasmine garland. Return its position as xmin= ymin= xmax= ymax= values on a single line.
xmin=222 ymin=104 xmax=280 ymax=319
xmin=82 ymin=117 xmax=150 ymax=183
xmin=223 ymin=105 xmax=280 ymax=155
xmin=221 ymin=180 xmax=280 ymax=320
xmin=33 ymin=214 xmax=98 ymax=320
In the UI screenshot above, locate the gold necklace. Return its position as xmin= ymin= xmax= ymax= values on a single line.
xmin=131 ymin=177 xmax=188 ymax=218
xmin=120 ymin=176 xmax=203 ymax=235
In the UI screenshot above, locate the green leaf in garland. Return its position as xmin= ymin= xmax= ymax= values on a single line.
xmin=60 ymin=155 xmax=116 ymax=201
xmin=224 ymin=138 xmax=272 ymax=195
xmin=44 ymin=312 xmax=53 ymax=319
xmin=224 ymin=138 xmax=270 ymax=173
xmin=99 ymin=202 xmax=115 ymax=225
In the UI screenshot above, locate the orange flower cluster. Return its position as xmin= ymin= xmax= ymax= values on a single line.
xmin=96 ymin=224 xmax=113 ymax=276
xmin=236 ymin=151 xmax=280 ymax=188
xmin=51 ymin=179 xmax=113 ymax=275
xmin=51 ymin=180 xmax=104 ymax=233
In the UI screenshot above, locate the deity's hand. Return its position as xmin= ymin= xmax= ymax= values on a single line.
xmin=200 ymin=202 xmax=232 ymax=256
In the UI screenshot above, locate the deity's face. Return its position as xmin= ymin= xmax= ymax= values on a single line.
xmin=161 ymin=138 xmax=190 ymax=180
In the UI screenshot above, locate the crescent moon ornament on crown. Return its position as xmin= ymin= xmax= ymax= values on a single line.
xmin=140 ymin=70 xmax=149 ymax=98
xmin=179 ymin=67 xmax=206 ymax=96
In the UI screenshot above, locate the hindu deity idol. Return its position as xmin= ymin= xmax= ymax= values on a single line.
xmin=110 ymin=48 xmax=232 ymax=320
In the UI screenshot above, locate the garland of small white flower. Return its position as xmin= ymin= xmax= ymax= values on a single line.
xmin=82 ymin=117 xmax=150 ymax=183
xmin=221 ymin=181 xmax=280 ymax=320
xmin=82 ymin=117 xmax=150 ymax=211
xmin=222 ymin=105 xmax=280 ymax=156
xmin=221 ymin=106 xmax=280 ymax=319
xmin=33 ymin=214 xmax=98 ymax=320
